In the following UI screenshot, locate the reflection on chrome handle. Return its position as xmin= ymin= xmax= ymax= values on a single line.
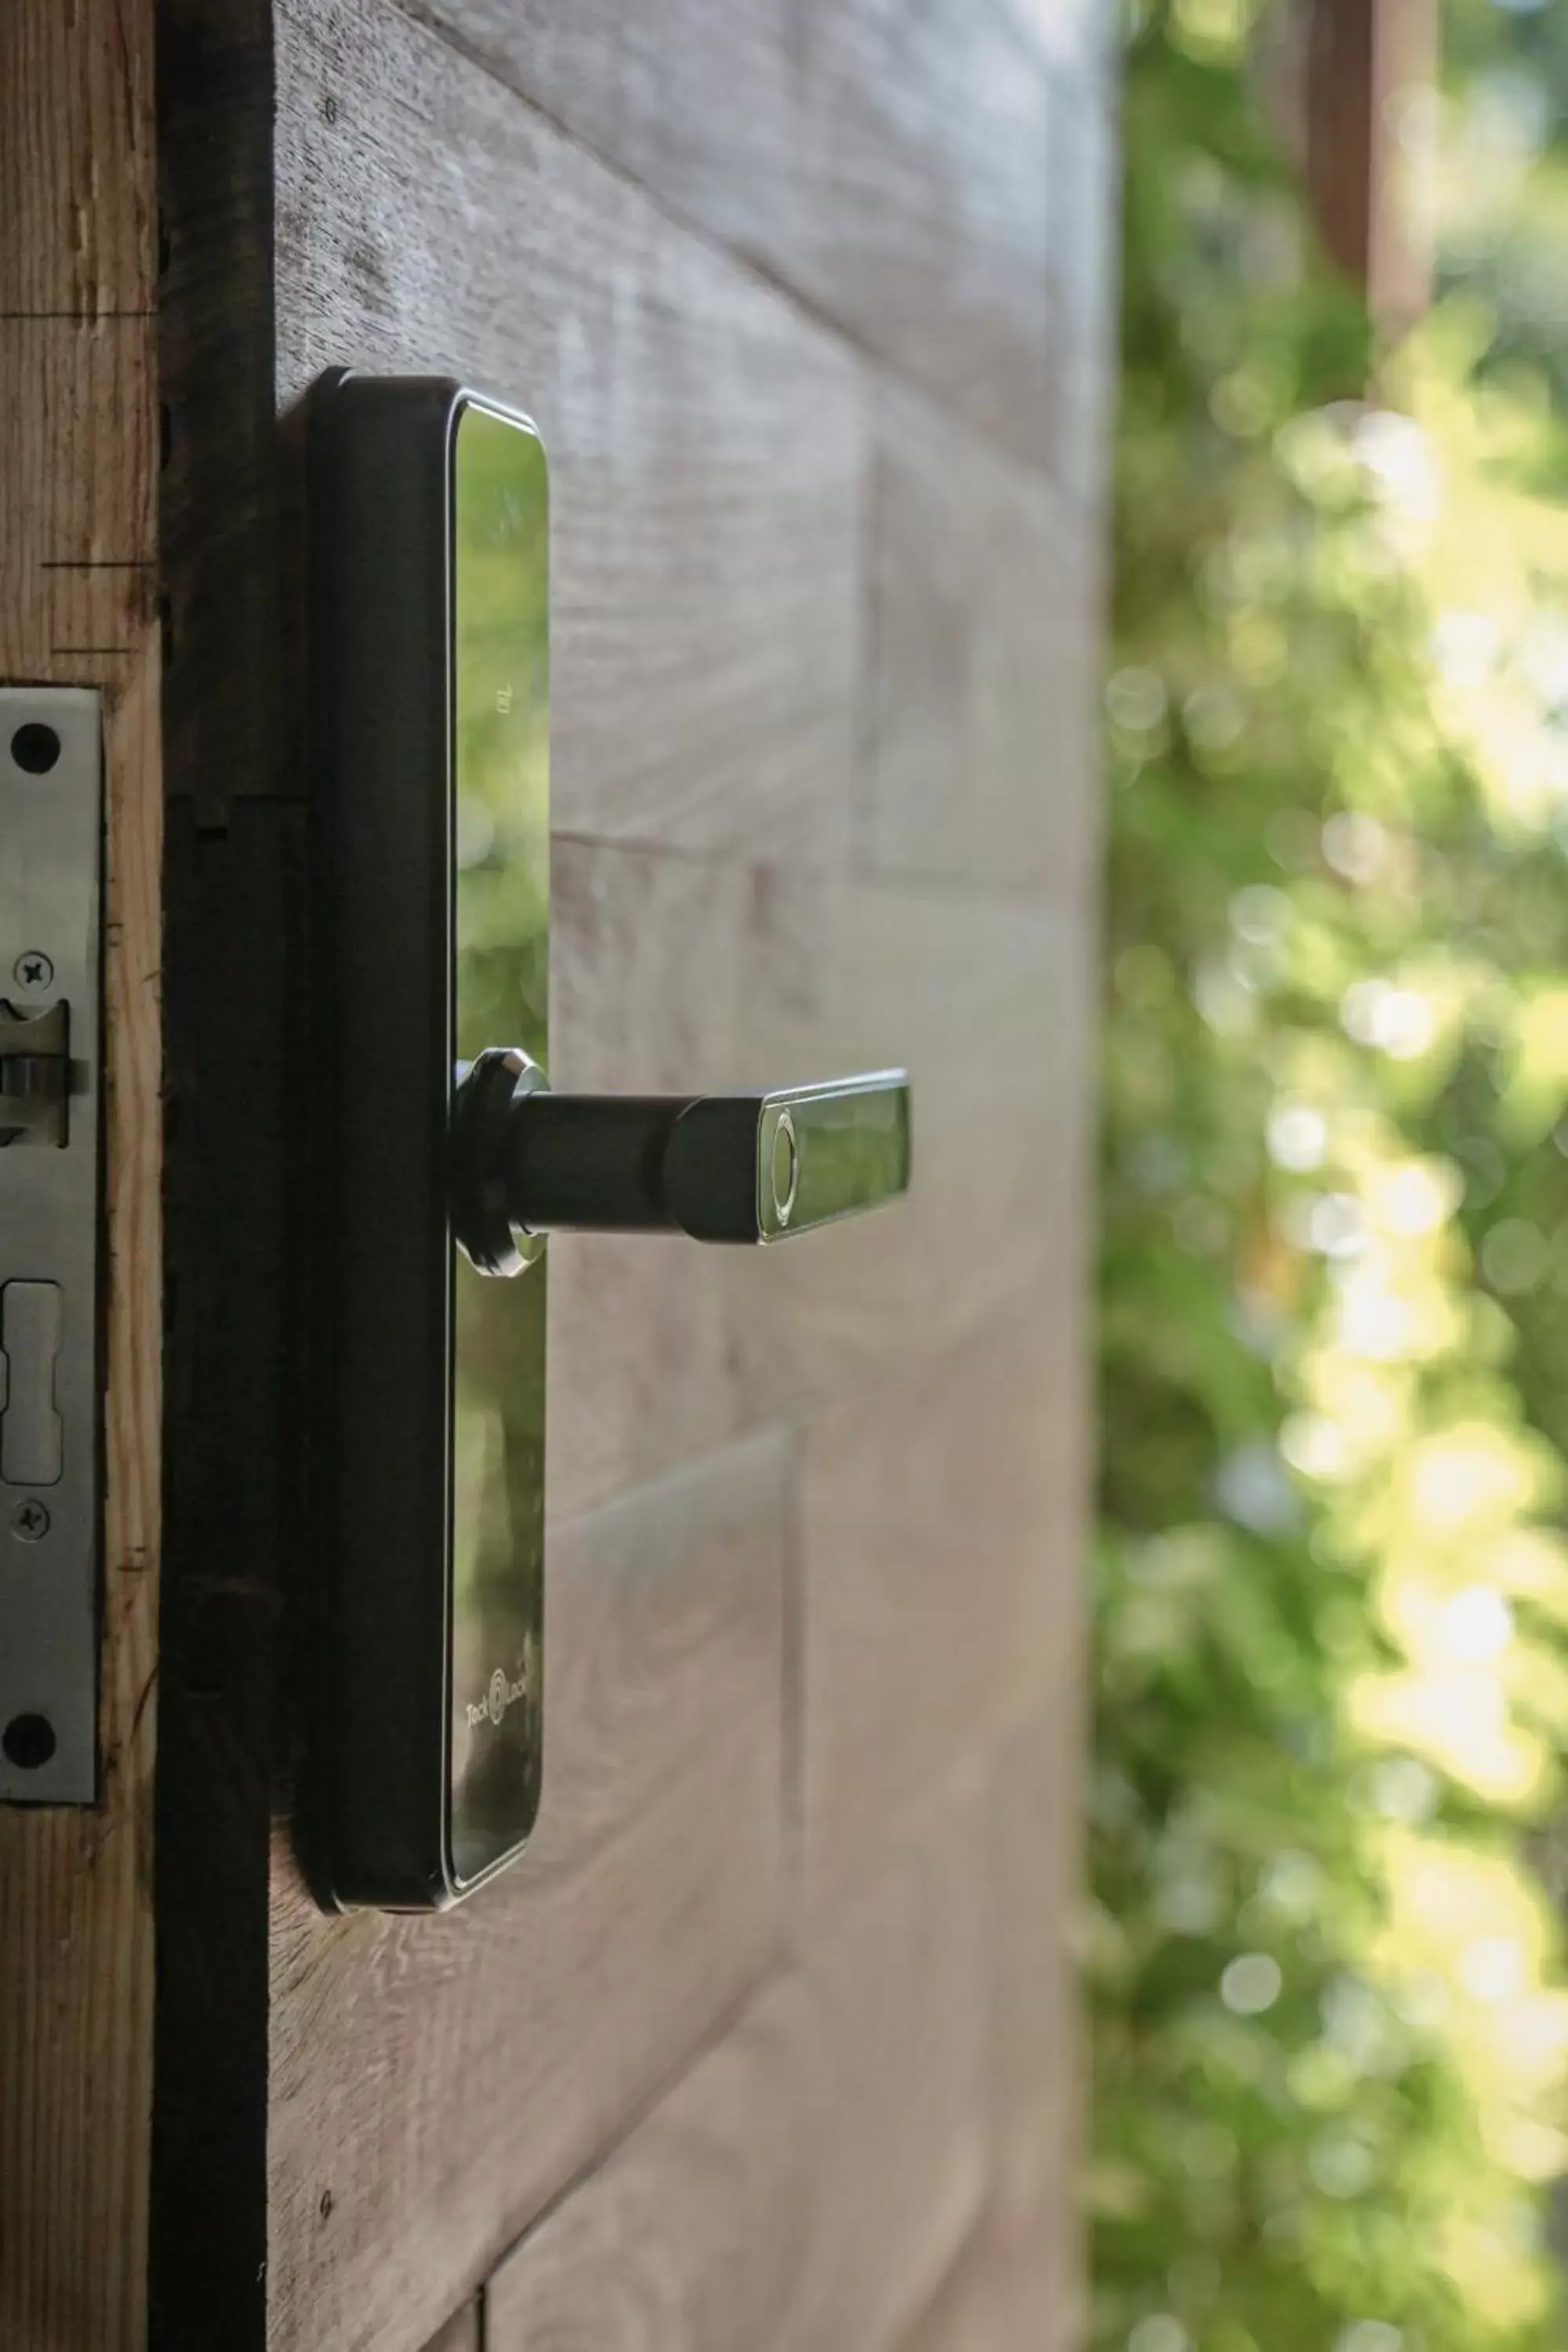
xmin=451 ymin=1051 xmax=910 ymax=1276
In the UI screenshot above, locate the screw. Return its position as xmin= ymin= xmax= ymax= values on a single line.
xmin=13 ymin=951 xmax=53 ymax=992
xmin=12 ymin=1500 xmax=49 ymax=1541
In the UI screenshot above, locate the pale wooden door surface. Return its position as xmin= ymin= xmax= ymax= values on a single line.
xmin=174 ymin=0 xmax=1106 ymax=2345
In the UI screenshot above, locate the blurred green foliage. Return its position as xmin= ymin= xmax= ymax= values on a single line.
xmin=1095 ymin=5 xmax=1568 ymax=2346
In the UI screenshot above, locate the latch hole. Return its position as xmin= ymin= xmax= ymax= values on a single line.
xmin=9 ymin=724 xmax=61 ymax=777
xmin=2 ymin=1713 xmax=56 ymax=1770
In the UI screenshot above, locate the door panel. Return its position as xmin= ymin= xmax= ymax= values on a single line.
xmin=484 ymin=1798 xmax=990 ymax=2352
xmin=148 ymin=0 xmax=1112 ymax=2343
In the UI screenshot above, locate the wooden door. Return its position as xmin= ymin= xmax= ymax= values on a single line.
xmin=5 ymin=2 xmax=1114 ymax=2346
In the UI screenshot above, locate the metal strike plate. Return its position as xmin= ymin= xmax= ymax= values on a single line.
xmin=0 ymin=688 xmax=102 ymax=1804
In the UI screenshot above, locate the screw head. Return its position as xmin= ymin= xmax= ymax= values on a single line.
xmin=13 ymin=951 xmax=53 ymax=992
xmin=12 ymin=1499 xmax=49 ymax=1541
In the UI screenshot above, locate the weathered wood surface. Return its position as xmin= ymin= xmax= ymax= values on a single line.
xmin=417 ymin=2303 xmax=480 ymax=2352
xmin=277 ymin=0 xmax=863 ymax=869
xmin=548 ymin=847 xmax=1093 ymax=1522
xmin=892 ymin=1707 xmax=1088 ymax=2352
xmin=898 ymin=2220 xmax=1068 ymax=2352
xmin=797 ymin=1319 xmax=1079 ymax=1911
xmin=485 ymin=1794 xmax=990 ymax=2352
xmin=403 ymin=0 xmax=1112 ymax=485
xmin=267 ymin=1436 xmax=789 ymax=2352
xmin=477 ymin=1709 xmax=1088 ymax=2352
xmin=0 ymin=5 xmax=163 ymax=2351
xmin=866 ymin=380 xmax=1104 ymax=899
xmin=136 ymin=0 xmax=1120 ymax=2341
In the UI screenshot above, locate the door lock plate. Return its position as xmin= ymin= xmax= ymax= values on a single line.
xmin=0 ymin=688 xmax=103 ymax=1805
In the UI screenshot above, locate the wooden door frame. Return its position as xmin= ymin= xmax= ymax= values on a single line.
xmin=0 ymin=5 xmax=163 ymax=2347
xmin=151 ymin=0 xmax=291 ymax=2343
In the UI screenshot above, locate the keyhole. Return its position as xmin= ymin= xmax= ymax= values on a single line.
xmin=9 ymin=724 xmax=61 ymax=776
xmin=2 ymin=1713 xmax=56 ymax=1769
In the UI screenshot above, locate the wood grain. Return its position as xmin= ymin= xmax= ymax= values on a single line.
xmin=864 ymin=379 xmax=1104 ymax=900
xmin=266 ymin=1433 xmax=789 ymax=2352
xmin=403 ymin=0 xmax=1108 ymax=483
xmin=0 ymin=5 xmax=162 ymax=2350
xmin=485 ymin=1788 xmax=990 ymax=2352
xmin=547 ymin=839 xmax=1096 ymax=1522
xmin=739 ymin=878 xmax=1095 ymax=1432
xmin=137 ymin=0 xmax=1114 ymax=2340
xmin=275 ymin=0 xmax=863 ymax=867
xmin=0 ymin=0 xmax=153 ymax=318
xmin=797 ymin=1320 xmax=1082 ymax=1911
xmin=0 ymin=321 xmax=158 ymax=677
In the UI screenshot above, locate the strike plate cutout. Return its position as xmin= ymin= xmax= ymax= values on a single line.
xmin=0 ymin=688 xmax=103 ymax=1805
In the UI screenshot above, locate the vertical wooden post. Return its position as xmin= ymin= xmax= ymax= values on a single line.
xmin=1303 ymin=0 xmax=1437 ymax=335
xmin=0 ymin=5 xmax=162 ymax=2347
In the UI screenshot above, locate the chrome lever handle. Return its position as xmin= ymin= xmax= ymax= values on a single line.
xmin=451 ymin=1048 xmax=910 ymax=1276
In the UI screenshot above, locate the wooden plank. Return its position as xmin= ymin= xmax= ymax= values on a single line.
xmin=898 ymin=2220 xmax=1066 ymax=2352
xmin=404 ymin=0 xmax=1109 ymax=485
xmin=1042 ymin=47 xmax=1119 ymax=523
xmin=1304 ymin=0 xmax=1435 ymax=337
xmin=0 ymin=322 xmax=158 ymax=678
xmin=797 ymin=1320 xmax=1084 ymax=1911
xmin=485 ymin=1788 xmax=990 ymax=2352
xmin=156 ymin=0 xmax=281 ymax=827
xmin=419 ymin=2303 xmax=480 ymax=2352
xmin=0 ymin=0 xmax=152 ymax=318
xmin=865 ymin=379 xmax=1104 ymax=898
xmin=266 ymin=1433 xmax=789 ymax=2352
xmin=897 ymin=1711 xmax=1086 ymax=2352
xmin=545 ymin=839 xmax=750 ymax=1520
xmin=152 ymin=803 xmax=297 ymax=2352
xmin=986 ymin=1708 xmax=1086 ymax=2339
xmin=548 ymin=840 xmax=1095 ymax=1522
xmin=738 ymin=884 xmax=1094 ymax=1436
xmin=274 ymin=0 xmax=863 ymax=866
xmin=0 ymin=6 xmax=162 ymax=2350
xmin=150 ymin=9 xmax=297 ymax=2343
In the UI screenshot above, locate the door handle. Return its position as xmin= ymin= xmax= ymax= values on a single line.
xmin=450 ymin=1050 xmax=910 ymax=1276
xmin=307 ymin=370 xmax=916 ymax=1910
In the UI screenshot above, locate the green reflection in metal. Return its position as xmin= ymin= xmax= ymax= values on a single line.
xmin=757 ymin=1076 xmax=910 ymax=1241
xmin=448 ymin=401 xmax=550 ymax=1888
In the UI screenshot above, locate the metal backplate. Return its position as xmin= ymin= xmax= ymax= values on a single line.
xmin=0 ymin=688 xmax=102 ymax=1804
